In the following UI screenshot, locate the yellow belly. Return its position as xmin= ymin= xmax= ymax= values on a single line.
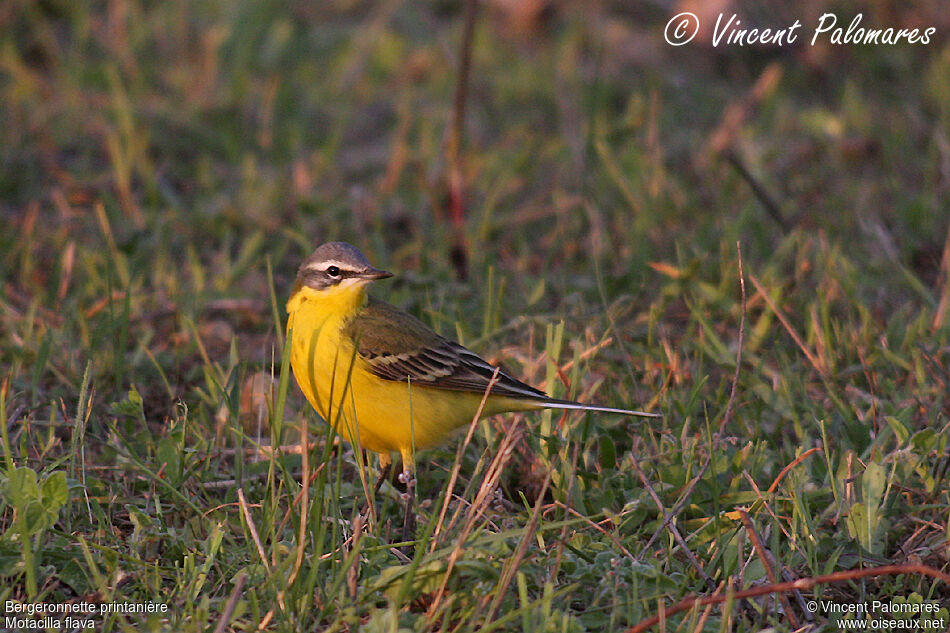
xmin=287 ymin=294 xmax=532 ymax=461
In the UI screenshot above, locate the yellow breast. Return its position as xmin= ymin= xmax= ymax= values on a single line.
xmin=286 ymin=285 xmax=518 ymax=462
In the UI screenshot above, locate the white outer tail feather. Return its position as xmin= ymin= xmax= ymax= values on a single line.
xmin=538 ymin=399 xmax=661 ymax=418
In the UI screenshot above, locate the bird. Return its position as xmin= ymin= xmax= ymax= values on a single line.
xmin=285 ymin=242 xmax=658 ymax=538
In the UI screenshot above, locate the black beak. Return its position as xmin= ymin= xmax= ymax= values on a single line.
xmin=359 ymin=267 xmax=394 ymax=280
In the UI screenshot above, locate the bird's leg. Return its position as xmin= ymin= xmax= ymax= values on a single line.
xmin=398 ymin=469 xmax=416 ymax=555
xmin=361 ymin=454 xmax=392 ymax=523
xmin=373 ymin=460 xmax=392 ymax=496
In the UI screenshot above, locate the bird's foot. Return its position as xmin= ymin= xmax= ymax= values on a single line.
xmin=398 ymin=470 xmax=416 ymax=556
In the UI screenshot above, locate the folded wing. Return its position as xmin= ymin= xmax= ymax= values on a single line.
xmin=346 ymin=299 xmax=548 ymax=400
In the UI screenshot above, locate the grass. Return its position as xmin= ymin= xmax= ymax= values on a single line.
xmin=2 ymin=1 xmax=950 ymax=631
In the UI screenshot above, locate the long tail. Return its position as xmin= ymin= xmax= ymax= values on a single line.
xmin=539 ymin=398 xmax=661 ymax=418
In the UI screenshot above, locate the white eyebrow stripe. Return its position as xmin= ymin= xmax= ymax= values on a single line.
xmin=304 ymin=260 xmax=355 ymax=273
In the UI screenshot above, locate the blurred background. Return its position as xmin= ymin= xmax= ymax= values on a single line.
xmin=3 ymin=0 xmax=948 ymax=380
xmin=4 ymin=0 xmax=950 ymax=487
xmin=3 ymin=0 xmax=950 ymax=477
xmin=4 ymin=0 xmax=950 ymax=418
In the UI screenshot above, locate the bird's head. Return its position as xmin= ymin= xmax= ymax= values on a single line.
xmin=289 ymin=242 xmax=393 ymax=311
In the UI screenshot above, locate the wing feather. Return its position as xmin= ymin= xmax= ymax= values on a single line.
xmin=345 ymin=299 xmax=547 ymax=400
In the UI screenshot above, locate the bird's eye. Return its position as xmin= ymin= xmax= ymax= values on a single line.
xmin=326 ymin=266 xmax=341 ymax=277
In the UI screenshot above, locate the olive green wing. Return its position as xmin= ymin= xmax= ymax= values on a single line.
xmin=345 ymin=299 xmax=547 ymax=400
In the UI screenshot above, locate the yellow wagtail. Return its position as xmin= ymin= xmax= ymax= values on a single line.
xmin=286 ymin=242 xmax=659 ymax=488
